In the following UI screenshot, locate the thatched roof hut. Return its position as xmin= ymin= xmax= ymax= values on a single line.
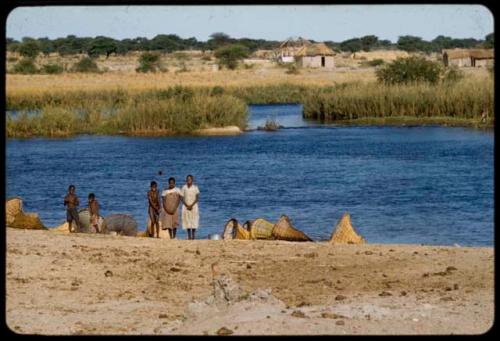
xmin=442 ymin=48 xmax=494 ymax=67
xmin=295 ymin=43 xmax=336 ymax=57
xmin=277 ymin=37 xmax=312 ymax=63
xmin=295 ymin=43 xmax=336 ymax=69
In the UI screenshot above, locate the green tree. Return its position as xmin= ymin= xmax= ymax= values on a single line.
xmin=484 ymin=33 xmax=494 ymax=48
xmin=208 ymin=32 xmax=233 ymax=50
xmin=360 ymin=35 xmax=379 ymax=51
xmin=397 ymin=35 xmax=432 ymax=53
xmin=136 ymin=51 xmax=163 ymax=73
xmin=340 ymin=38 xmax=363 ymax=53
xmin=214 ymin=44 xmax=249 ymax=70
xmin=87 ymin=36 xmax=117 ymax=59
xmin=18 ymin=38 xmax=41 ymax=58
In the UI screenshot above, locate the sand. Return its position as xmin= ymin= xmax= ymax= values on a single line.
xmin=6 ymin=228 xmax=494 ymax=335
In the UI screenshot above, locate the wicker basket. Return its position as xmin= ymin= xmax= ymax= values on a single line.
xmin=222 ymin=218 xmax=240 ymax=240
xmin=74 ymin=208 xmax=104 ymax=233
xmin=249 ymin=218 xmax=275 ymax=240
xmin=235 ymin=223 xmax=250 ymax=240
xmin=329 ymin=212 xmax=365 ymax=244
xmin=271 ymin=215 xmax=312 ymax=242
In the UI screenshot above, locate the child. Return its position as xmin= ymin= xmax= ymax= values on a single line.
xmin=64 ymin=185 xmax=80 ymax=233
xmin=180 ymin=175 xmax=200 ymax=240
xmin=162 ymin=177 xmax=182 ymax=239
xmin=148 ymin=181 xmax=161 ymax=238
xmin=88 ymin=193 xmax=100 ymax=233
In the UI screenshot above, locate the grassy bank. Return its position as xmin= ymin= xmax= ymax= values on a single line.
xmin=6 ymin=72 xmax=493 ymax=137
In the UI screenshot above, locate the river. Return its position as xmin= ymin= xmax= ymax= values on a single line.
xmin=6 ymin=104 xmax=494 ymax=245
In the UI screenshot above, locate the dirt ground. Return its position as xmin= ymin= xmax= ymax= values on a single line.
xmin=5 ymin=228 xmax=494 ymax=335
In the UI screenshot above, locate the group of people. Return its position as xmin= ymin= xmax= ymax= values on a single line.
xmin=63 ymin=175 xmax=200 ymax=239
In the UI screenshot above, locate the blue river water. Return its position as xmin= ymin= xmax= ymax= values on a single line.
xmin=6 ymin=104 xmax=494 ymax=245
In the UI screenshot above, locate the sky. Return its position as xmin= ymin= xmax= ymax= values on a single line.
xmin=6 ymin=5 xmax=494 ymax=43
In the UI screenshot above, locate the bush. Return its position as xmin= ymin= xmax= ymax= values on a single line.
xmin=442 ymin=66 xmax=464 ymax=84
xmin=13 ymin=58 xmax=38 ymax=74
xmin=214 ymin=44 xmax=250 ymax=70
xmin=285 ymin=63 xmax=300 ymax=75
xmin=210 ymin=86 xmax=225 ymax=96
xmin=368 ymin=59 xmax=384 ymax=67
xmin=41 ymin=63 xmax=64 ymax=74
xmin=376 ymin=56 xmax=443 ymax=85
xmin=72 ymin=57 xmax=100 ymax=73
xmin=136 ymin=51 xmax=163 ymax=73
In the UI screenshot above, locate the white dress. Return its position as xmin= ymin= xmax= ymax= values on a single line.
xmin=181 ymin=184 xmax=200 ymax=229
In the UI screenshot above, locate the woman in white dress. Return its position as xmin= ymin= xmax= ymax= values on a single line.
xmin=180 ymin=174 xmax=200 ymax=240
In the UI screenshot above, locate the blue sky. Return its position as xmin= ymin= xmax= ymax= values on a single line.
xmin=6 ymin=5 xmax=494 ymax=42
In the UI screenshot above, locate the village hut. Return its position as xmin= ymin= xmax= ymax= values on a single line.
xmin=277 ymin=37 xmax=311 ymax=63
xmin=295 ymin=43 xmax=335 ymax=69
xmin=442 ymin=49 xmax=494 ymax=67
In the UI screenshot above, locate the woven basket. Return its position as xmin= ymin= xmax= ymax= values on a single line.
xmin=6 ymin=197 xmax=23 ymax=225
xmin=222 ymin=218 xmax=239 ymax=240
xmin=271 ymin=215 xmax=312 ymax=242
xmin=73 ymin=208 xmax=104 ymax=233
xmin=329 ymin=212 xmax=365 ymax=244
xmin=101 ymin=214 xmax=138 ymax=236
xmin=164 ymin=193 xmax=180 ymax=215
xmin=235 ymin=223 xmax=250 ymax=240
xmin=249 ymin=218 xmax=275 ymax=240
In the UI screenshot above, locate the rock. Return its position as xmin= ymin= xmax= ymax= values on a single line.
xmin=216 ymin=327 xmax=234 ymax=335
xmin=335 ymin=295 xmax=346 ymax=301
xmin=246 ymin=264 xmax=252 ymax=269
xmin=291 ymin=310 xmax=306 ymax=318
xmin=104 ymin=270 xmax=113 ymax=277
xmin=379 ymin=291 xmax=392 ymax=297
xmin=446 ymin=266 xmax=458 ymax=272
xmin=364 ymin=251 xmax=373 ymax=255
xmin=304 ymin=252 xmax=318 ymax=258
xmin=453 ymin=284 xmax=459 ymax=290
xmin=170 ymin=267 xmax=181 ymax=272
xmin=336 ymin=320 xmax=345 ymax=326
xmin=321 ymin=312 xmax=345 ymax=319
xmin=159 ymin=314 xmax=168 ymax=319
xmin=400 ymin=291 xmax=407 ymax=296
xmin=196 ymin=249 xmax=201 ymax=255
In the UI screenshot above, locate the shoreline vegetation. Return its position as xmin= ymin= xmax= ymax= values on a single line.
xmin=6 ymin=68 xmax=493 ymax=138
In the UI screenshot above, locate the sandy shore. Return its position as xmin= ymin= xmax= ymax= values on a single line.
xmin=6 ymin=228 xmax=493 ymax=335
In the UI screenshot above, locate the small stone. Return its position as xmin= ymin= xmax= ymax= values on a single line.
xmin=321 ymin=312 xmax=345 ymax=319
xmin=196 ymin=249 xmax=201 ymax=255
xmin=379 ymin=291 xmax=392 ymax=297
xmin=422 ymin=273 xmax=429 ymax=277
xmin=170 ymin=267 xmax=181 ymax=272
xmin=159 ymin=314 xmax=168 ymax=319
xmin=335 ymin=295 xmax=346 ymax=301
xmin=453 ymin=284 xmax=459 ymax=290
xmin=291 ymin=310 xmax=306 ymax=318
xmin=246 ymin=264 xmax=252 ymax=269
xmin=104 ymin=270 xmax=113 ymax=277
xmin=389 ymin=249 xmax=395 ymax=252
xmin=400 ymin=291 xmax=407 ymax=296
xmin=413 ymin=251 xmax=418 ymax=255
xmin=446 ymin=266 xmax=458 ymax=272
xmin=441 ymin=296 xmax=454 ymax=302
xmin=445 ymin=287 xmax=452 ymax=291
xmin=364 ymin=251 xmax=373 ymax=255
xmin=216 ymin=327 xmax=233 ymax=336
xmin=336 ymin=320 xmax=345 ymax=326
xmin=304 ymin=252 xmax=318 ymax=258
xmin=266 ymin=315 xmax=270 ymax=319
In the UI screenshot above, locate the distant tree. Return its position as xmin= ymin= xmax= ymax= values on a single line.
xmin=340 ymin=38 xmax=363 ymax=53
xmin=72 ymin=57 xmax=100 ymax=73
xmin=214 ymin=44 xmax=249 ymax=70
xmin=37 ymin=37 xmax=55 ymax=56
xmin=18 ymin=38 xmax=41 ymax=58
xmin=484 ymin=32 xmax=494 ymax=48
xmin=87 ymin=36 xmax=117 ymax=58
xmin=360 ymin=35 xmax=379 ymax=51
xmin=208 ymin=32 xmax=233 ymax=50
xmin=397 ymin=35 xmax=432 ymax=53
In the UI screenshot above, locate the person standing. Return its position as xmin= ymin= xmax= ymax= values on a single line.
xmin=64 ymin=185 xmax=80 ymax=233
xmin=88 ymin=193 xmax=100 ymax=233
xmin=161 ymin=177 xmax=182 ymax=239
xmin=181 ymin=175 xmax=200 ymax=240
xmin=148 ymin=181 xmax=161 ymax=238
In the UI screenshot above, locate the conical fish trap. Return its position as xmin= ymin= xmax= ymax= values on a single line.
xmin=164 ymin=193 xmax=181 ymax=215
xmin=329 ymin=212 xmax=365 ymax=244
xmin=271 ymin=215 xmax=312 ymax=242
xmin=6 ymin=197 xmax=22 ymax=225
xmin=74 ymin=208 xmax=104 ymax=233
xmin=101 ymin=214 xmax=138 ymax=236
xmin=235 ymin=223 xmax=250 ymax=240
xmin=222 ymin=218 xmax=239 ymax=240
xmin=249 ymin=218 xmax=275 ymax=240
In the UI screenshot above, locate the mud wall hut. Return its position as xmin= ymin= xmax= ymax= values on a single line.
xmin=442 ymin=49 xmax=494 ymax=67
xmin=295 ymin=43 xmax=335 ymax=69
xmin=277 ymin=37 xmax=311 ymax=63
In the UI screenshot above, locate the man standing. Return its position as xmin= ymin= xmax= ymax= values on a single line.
xmin=64 ymin=185 xmax=80 ymax=233
xmin=148 ymin=181 xmax=161 ymax=238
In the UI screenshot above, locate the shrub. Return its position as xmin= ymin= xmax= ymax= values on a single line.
xmin=367 ymin=58 xmax=384 ymax=67
xmin=210 ymin=86 xmax=225 ymax=96
xmin=214 ymin=44 xmax=250 ymax=70
xmin=442 ymin=66 xmax=464 ymax=84
xmin=72 ymin=57 xmax=100 ymax=73
xmin=376 ymin=56 xmax=443 ymax=85
xmin=41 ymin=63 xmax=64 ymax=74
xmin=136 ymin=51 xmax=163 ymax=73
xmin=285 ymin=63 xmax=300 ymax=75
xmin=13 ymin=58 xmax=38 ymax=74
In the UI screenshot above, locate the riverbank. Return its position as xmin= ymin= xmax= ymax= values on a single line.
xmin=6 ymin=228 xmax=493 ymax=335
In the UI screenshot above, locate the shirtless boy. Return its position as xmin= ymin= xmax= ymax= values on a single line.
xmin=148 ymin=181 xmax=161 ymax=238
xmin=64 ymin=185 xmax=80 ymax=233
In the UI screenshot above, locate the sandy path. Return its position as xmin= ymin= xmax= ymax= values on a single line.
xmin=6 ymin=228 xmax=493 ymax=335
